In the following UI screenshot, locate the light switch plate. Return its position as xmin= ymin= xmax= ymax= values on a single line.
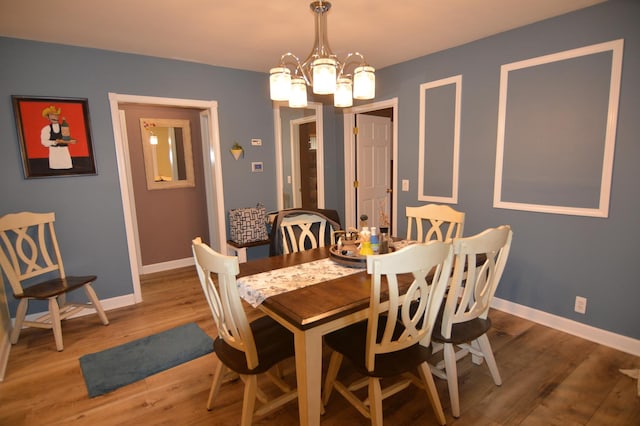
xmin=402 ymin=179 xmax=409 ymax=191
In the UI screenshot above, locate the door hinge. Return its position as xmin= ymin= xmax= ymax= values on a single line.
xmin=353 ymin=127 xmax=359 ymax=135
xmin=353 ymin=180 xmax=359 ymax=188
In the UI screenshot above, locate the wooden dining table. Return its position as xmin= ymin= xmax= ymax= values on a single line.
xmin=238 ymin=246 xmax=376 ymax=426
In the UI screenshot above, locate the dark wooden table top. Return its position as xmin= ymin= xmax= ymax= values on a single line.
xmin=238 ymin=244 xmax=484 ymax=332
xmin=238 ymin=246 xmax=373 ymax=330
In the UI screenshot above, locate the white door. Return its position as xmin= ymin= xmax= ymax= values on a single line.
xmin=356 ymin=114 xmax=392 ymax=230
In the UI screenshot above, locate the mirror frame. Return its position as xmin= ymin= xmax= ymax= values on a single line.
xmin=273 ymin=101 xmax=325 ymax=210
xmin=140 ymin=118 xmax=195 ymax=190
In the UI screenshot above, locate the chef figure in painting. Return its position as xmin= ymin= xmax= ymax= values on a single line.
xmin=40 ymin=105 xmax=72 ymax=169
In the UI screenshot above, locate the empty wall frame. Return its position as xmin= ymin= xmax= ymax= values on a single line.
xmin=418 ymin=75 xmax=461 ymax=203
xmin=494 ymin=39 xmax=623 ymax=217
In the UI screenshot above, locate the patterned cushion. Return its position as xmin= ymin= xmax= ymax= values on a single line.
xmin=229 ymin=204 xmax=268 ymax=244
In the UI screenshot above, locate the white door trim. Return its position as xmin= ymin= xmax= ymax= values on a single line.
xmin=343 ymin=98 xmax=399 ymax=232
xmin=108 ymin=93 xmax=226 ymax=303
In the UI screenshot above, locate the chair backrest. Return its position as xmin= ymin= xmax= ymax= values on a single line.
xmin=191 ymin=237 xmax=259 ymax=369
xmin=0 ymin=211 xmax=64 ymax=297
xmin=406 ymin=204 xmax=465 ymax=243
xmin=365 ymin=241 xmax=454 ymax=371
xmin=440 ymin=225 xmax=513 ymax=338
xmin=279 ymin=213 xmax=337 ymax=254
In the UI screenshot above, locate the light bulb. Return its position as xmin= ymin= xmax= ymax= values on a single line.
xmin=270 ymin=67 xmax=292 ymax=101
xmin=353 ymin=66 xmax=375 ymax=99
xmin=312 ymin=58 xmax=337 ymax=94
xmin=289 ymin=77 xmax=308 ymax=108
xmin=334 ymin=78 xmax=353 ymax=107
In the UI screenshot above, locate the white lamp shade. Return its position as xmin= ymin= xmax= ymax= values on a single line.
xmin=289 ymin=77 xmax=308 ymax=108
xmin=312 ymin=58 xmax=337 ymax=94
xmin=270 ymin=67 xmax=292 ymax=101
xmin=334 ymin=78 xmax=353 ymax=107
xmin=353 ymin=65 xmax=375 ymax=99
xmin=149 ymin=134 xmax=158 ymax=145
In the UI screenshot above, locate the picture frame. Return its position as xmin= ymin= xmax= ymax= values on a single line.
xmin=12 ymin=96 xmax=97 ymax=178
xmin=418 ymin=74 xmax=461 ymax=204
xmin=493 ymin=39 xmax=623 ymax=218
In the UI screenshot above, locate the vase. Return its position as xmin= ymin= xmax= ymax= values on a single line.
xmin=231 ymin=148 xmax=243 ymax=160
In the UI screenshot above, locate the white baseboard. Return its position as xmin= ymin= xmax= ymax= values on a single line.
xmin=8 ymin=292 xmax=638 ymax=360
xmin=140 ymin=257 xmax=194 ymax=275
xmin=492 ymin=297 xmax=640 ymax=357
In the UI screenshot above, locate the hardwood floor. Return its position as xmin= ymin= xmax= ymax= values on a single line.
xmin=1 ymin=266 xmax=638 ymax=425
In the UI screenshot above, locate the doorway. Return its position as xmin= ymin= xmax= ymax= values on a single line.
xmin=108 ymin=94 xmax=226 ymax=303
xmin=343 ymin=99 xmax=398 ymax=233
xmin=274 ymin=101 xmax=325 ymax=210
xmin=293 ymin=119 xmax=318 ymax=209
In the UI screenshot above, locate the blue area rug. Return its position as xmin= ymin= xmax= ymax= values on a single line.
xmin=79 ymin=322 xmax=214 ymax=397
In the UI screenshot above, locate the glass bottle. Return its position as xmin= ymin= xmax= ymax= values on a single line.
xmin=359 ymin=226 xmax=373 ymax=256
xmin=61 ymin=117 xmax=71 ymax=141
xmin=379 ymin=232 xmax=389 ymax=254
xmin=370 ymin=226 xmax=379 ymax=253
xmin=359 ymin=214 xmax=369 ymax=229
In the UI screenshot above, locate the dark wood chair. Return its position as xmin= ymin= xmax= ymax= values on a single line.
xmin=191 ymin=237 xmax=297 ymax=425
xmin=268 ymin=208 xmax=341 ymax=256
xmin=430 ymin=225 xmax=513 ymax=418
xmin=322 ymin=241 xmax=455 ymax=425
xmin=0 ymin=211 xmax=109 ymax=351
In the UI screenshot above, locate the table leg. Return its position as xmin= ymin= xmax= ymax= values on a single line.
xmin=293 ymin=327 xmax=323 ymax=426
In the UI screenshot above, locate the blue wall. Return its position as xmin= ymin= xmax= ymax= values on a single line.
xmin=378 ymin=0 xmax=639 ymax=339
xmin=0 ymin=38 xmax=278 ymax=310
xmin=1 ymin=0 xmax=638 ymax=340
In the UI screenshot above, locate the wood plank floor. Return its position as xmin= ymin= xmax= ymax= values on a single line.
xmin=1 ymin=266 xmax=638 ymax=425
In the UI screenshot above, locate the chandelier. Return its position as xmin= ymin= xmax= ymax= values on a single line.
xmin=269 ymin=1 xmax=375 ymax=108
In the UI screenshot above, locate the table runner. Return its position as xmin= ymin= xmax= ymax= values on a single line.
xmin=237 ymin=258 xmax=362 ymax=307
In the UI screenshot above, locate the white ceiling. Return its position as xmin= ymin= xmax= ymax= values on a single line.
xmin=0 ymin=0 xmax=605 ymax=73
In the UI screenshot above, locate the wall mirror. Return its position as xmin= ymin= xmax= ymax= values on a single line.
xmin=274 ymin=101 xmax=324 ymax=210
xmin=139 ymin=118 xmax=195 ymax=190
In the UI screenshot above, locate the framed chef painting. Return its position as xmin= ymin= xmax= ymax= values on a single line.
xmin=12 ymin=96 xmax=97 ymax=178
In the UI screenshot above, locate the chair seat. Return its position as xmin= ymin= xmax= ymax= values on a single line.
xmin=432 ymin=316 xmax=492 ymax=345
xmin=19 ymin=275 xmax=97 ymax=299
xmin=324 ymin=318 xmax=433 ymax=378
xmin=214 ymin=315 xmax=295 ymax=375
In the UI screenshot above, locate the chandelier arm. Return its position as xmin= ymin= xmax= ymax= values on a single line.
xmin=337 ymin=52 xmax=368 ymax=79
xmin=278 ymin=52 xmax=312 ymax=86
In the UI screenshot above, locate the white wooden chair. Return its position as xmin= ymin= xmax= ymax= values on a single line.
xmin=191 ymin=238 xmax=297 ymax=425
xmin=0 ymin=211 xmax=109 ymax=351
xmin=322 ymin=241 xmax=455 ymax=425
xmin=279 ymin=212 xmax=336 ymax=254
xmin=406 ymin=204 xmax=465 ymax=242
xmin=430 ymin=225 xmax=513 ymax=418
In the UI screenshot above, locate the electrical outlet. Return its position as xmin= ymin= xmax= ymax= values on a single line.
xmin=574 ymin=296 xmax=587 ymax=314
xmin=402 ymin=179 xmax=409 ymax=191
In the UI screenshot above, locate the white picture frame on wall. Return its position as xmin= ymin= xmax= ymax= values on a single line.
xmin=418 ymin=75 xmax=461 ymax=203
xmin=494 ymin=39 xmax=623 ymax=218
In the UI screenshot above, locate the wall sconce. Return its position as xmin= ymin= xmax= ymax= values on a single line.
xmin=230 ymin=142 xmax=244 ymax=160
xmin=149 ymin=134 xmax=158 ymax=145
